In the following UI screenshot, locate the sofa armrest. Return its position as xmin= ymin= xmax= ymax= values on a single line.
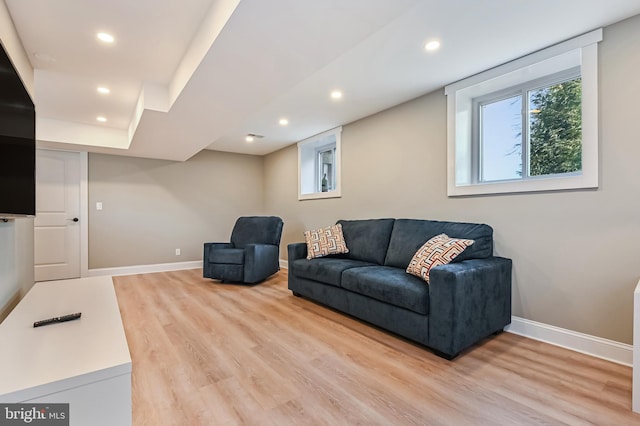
xmin=244 ymin=244 xmax=279 ymax=283
xmin=288 ymin=242 xmax=307 ymax=261
xmin=427 ymin=256 xmax=512 ymax=358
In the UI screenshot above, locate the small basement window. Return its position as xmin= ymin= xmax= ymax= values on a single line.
xmin=298 ymin=127 xmax=342 ymax=200
xmin=445 ymin=29 xmax=602 ymax=196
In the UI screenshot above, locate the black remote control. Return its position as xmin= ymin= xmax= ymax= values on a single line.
xmin=33 ymin=312 xmax=82 ymax=328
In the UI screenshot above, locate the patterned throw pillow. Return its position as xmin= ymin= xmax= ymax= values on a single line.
xmin=304 ymin=224 xmax=349 ymax=260
xmin=406 ymin=234 xmax=474 ymax=283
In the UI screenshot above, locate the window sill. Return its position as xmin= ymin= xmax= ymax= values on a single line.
xmin=448 ymin=173 xmax=597 ymax=197
xmin=298 ymin=190 xmax=342 ymax=201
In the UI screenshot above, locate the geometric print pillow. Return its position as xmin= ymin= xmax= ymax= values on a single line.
xmin=304 ymin=223 xmax=350 ymax=260
xmin=406 ymin=233 xmax=474 ymax=283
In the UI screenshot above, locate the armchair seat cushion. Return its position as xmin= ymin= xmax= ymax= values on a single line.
xmin=209 ymin=248 xmax=244 ymax=264
xmin=341 ymin=266 xmax=430 ymax=315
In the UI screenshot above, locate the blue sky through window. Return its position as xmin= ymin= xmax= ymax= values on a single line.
xmin=480 ymin=96 xmax=522 ymax=181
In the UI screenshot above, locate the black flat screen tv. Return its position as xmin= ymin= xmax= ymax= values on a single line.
xmin=0 ymin=42 xmax=35 ymax=217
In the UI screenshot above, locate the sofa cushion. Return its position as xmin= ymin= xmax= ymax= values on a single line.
xmin=208 ymin=248 xmax=244 ymax=265
xmin=406 ymin=234 xmax=474 ymax=283
xmin=341 ymin=266 xmax=429 ymax=315
xmin=385 ymin=219 xmax=493 ymax=269
xmin=289 ymin=258 xmax=375 ymax=287
xmin=337 ymin=218 xmax=395 ymax=265
xmin=304 ymin=224 xmax=349 ymax=259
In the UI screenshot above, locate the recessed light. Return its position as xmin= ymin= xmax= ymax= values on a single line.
xmin=245 ymin=135 xmax=254 ymax=142
xmin=97 ymin=32 xmax=115 ymax=43
xmin=279 ymin=118 xmax=289 ymax=126
xmin=330 ymin=90 xmax=343 ymax=100
xmin=96 ymin=116 xmax=107 ymax=123
xmin=97 ymin=87 xmax=110 ymax=95
xmin=424 ymin=40 xmax=441 ymax=52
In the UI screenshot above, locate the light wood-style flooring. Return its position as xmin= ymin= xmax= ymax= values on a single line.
xmin=113 ymin=269 xmax=640 ymax=425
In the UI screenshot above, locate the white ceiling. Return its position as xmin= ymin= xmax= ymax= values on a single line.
xmin=5 ymin=0 xmax=640 ymax=161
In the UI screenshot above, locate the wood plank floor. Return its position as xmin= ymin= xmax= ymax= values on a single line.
xmin=113 ymin=269 xmax=640 ymax=425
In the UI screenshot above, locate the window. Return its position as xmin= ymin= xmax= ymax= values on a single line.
xmin=476 ymin=70 xmax=581 ymax=183
xmin=446 ymin=29 xmax=601 ymax=196
xmin=317 ymin=145 xmax=336 ymax=192
xmin=298 ymin=127 xmax=341 ymax=200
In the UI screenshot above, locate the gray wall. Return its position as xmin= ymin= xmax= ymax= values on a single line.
xmin=88 ymin=150 xmax=264 ymax=269
xmin=263 ymin=14 xmax=640 ymax=345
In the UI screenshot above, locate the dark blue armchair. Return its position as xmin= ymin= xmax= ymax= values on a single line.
xmin=203 ymin=216 xmax=284 ymax=284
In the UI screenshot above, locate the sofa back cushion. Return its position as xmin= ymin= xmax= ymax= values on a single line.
xmin=337 ymin=218 xmax=395 ymax=265
xmin=384 ymin=219 xmax=493 ymax=269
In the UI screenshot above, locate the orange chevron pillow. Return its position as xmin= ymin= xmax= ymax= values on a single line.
xmin=406 ymin=234 xmax=474 ymax=283
xmin=304 ymin=224 xmax=350 ymax=259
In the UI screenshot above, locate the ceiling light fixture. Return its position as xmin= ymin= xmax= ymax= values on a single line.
xmin=279 ymin=118 xmax=289 ymax=126
xmin=97 ymin=32 xmax=115 ymax=43
xmin=424 ymin=40 xmax=441 ymax=52
xmin=330 ymin=90 xmax=343 ymax=100
xmin=97 ymin=87 xmax=110 ymax=94
xmin=96 ymin=116 xmax=107 ymax=123
xmin=245 ymin=133 xmax=264 ymax=143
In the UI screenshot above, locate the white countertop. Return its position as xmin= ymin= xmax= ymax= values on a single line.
xmin=0 ymin=276 xmax=132 ymax=402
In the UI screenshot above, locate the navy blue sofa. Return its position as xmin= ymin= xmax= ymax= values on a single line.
xmin=288 ymin=218 xmax=512 ymax=359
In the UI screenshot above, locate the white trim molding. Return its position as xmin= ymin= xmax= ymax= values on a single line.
xmin=87 ymin=260 xmax=201 ymax=277
xmin=279 ymin=259 xmax=288 ymax=270
xmin=80 ymin=151 xmax=89 ymax=278
xmin=506 ymin=316 xmax=632 ymax=366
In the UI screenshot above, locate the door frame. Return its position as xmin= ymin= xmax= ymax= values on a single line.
xmin=35 ymin=148 xmax=89 ymax=278
xmin=79 ymin=150 xmax=88 ymax=277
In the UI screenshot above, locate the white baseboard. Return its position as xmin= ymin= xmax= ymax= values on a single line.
xmin=279 ymin=259 xmax=288 ymax=269
xmin=86 ymin=260 xmax=201 ymax=277
xmin=506 ymin=316 xmax=632 ymax=367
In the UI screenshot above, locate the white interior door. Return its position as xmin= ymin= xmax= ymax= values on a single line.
xmin=34 ymin=150 xmax=81 ymax=282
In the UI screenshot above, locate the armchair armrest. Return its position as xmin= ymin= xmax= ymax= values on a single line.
xmin=244 ymin=244 xmax=279 ymax=284
xmin=204 ymin=242 xmax=232 ymax=249
xmin=427 ymin=256 xmax=512 ymax=358
xmin=203 ymin=242 xmax=232 ymax=260
xmin=288 ymin=242 xmax=307 ymax=261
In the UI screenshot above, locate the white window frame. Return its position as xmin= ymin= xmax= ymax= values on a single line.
xmin=445 ymin=29 xmax=602 ymax=196
xmin=298 ymin=126 xmax=342 ymax=200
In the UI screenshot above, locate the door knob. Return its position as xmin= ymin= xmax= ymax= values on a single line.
xmin=68 ymin=217 xmax=79 ymax=222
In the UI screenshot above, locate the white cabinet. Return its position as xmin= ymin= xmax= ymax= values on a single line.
xmin=0 ymin=276 xmax=132 ymax=425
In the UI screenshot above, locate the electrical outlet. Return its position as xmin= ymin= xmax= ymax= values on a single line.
xmin=96 ymin=202 xmax=103 ymax=210
xmin=175 ymin=248 xmax=181 ymax=256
